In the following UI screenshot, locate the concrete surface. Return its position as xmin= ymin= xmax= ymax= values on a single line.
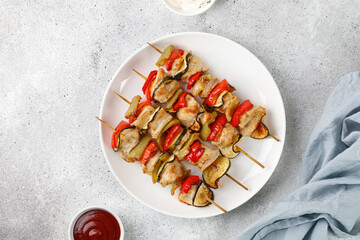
xmin=1 ymin=0 xmax=359 ymax=239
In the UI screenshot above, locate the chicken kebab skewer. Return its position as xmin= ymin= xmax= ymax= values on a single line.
xmin=96 ymin=117 xmax=227 ymax=213
xmin=132 ymin=69 xmax=265 ymax=168
xmin=146 ymin=42 xmax=280 ymax=142
xmin=113 ymin=92 xmax=248 ymax=191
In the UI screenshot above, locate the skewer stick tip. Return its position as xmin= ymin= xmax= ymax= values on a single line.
xmin=147 ymin=42 xmax=163 ymax=54
xmin=269 ymin=134 xmax=280 ymax=142
xmin=96 ymin=117 xmax=115 ymax=132
xmin=132 ymin=68 xmax=147 ymax=80
xmin=237 ymin=147 xmax=265 ymax=169
xmin=206 ymin=197 xmax=228 ymax=214
xmin=113 ymin=91 xmax=131 ymax=104
xmin=225 ymin=173 xmax=248 ymax=191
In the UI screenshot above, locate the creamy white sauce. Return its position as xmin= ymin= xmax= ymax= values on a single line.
xmin=167 ymin=0 xmax=211 ymax=12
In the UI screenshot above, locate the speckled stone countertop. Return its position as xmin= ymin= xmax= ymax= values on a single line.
xmin=1 ymin=0 xmax=359 ymax=239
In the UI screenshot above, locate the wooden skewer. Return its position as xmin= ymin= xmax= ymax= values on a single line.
xmin=131 ymin=69 xmax=265 ymax=168
xmin=269 ymin=134 xmax=280 ymax=142
xmin=206 ymin=197 xmax=228 ymax=213
xmin=225 ymin=173 xmax=248 ymax=191
xmin=147 ymin=42 xmax=163 ymax=54
xmin=113 ymin=91 xmax=130 ymax=104
xmin=114 ymin=92 xmax=249 ymax=190
xmin=96 ymin=117 xmax=115 ymax=132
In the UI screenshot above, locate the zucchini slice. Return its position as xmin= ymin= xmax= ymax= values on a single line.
xmin=192 ymin=74 xmax=211 ymax=97
xmin=202 ymin=157 xmax=231 ymax=189
xmin=174 ymin=52 xmax=192 ymax=80
xmin=199 ymin=111 xmax=217 ymax=141
xmin=165 ymin=88 xmax=183 ymax=112
xmin=156 ymin=153 xmax=176 ymax=183
xmin=176 ymin=132 xmax=200 ymax=160
xmin=206 ymin=90 xmax=228 ymax=110
xmin=133 ymin=106 xmax=160 ymax=134
xmin=192 ymin=181 xmax=214 ymax=207
xmin=157 ymin=118 xmax=182 ymax=151
xmin=156 ymin=45 xmax=174 ymax=68
xmin=152 ymin=153 xmax=171 ymax=183
xmin=219 ymin=134 xmax=242 ymax=159
xmin=250 ymin=117 xmax=269 ymax=139
xmin=151 ymin=76 xmax=180 ymax=103
xmin=125 ymin=95 xmax=141 ymax=119
xmin=127 ymin=135 xmax=153 ymax=162
xmin=178 ymin=183 xmax=199 ymax=206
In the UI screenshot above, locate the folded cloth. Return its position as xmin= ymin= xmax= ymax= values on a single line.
xmin=236 ymin=71 xmax=360 ymax=240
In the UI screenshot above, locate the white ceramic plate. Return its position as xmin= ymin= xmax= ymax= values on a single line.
xmin=99 ymin=32 xmax=286 ymax=218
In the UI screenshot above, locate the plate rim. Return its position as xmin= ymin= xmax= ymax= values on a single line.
xmin=99 ymin=31 xmax=286 ymax=218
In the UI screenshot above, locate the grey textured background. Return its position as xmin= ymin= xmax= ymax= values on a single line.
xmin=1 ymin=0 xmax=359 ymax=239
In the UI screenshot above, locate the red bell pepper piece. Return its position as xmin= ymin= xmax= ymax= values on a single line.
xmin=136 ymin=100 xmax=152 ymax=116
xmin=203 ymin=79 xmax=229 ymax=106
xmin=111 ymin=121 xmax=131 ymax=149
xmin=140 ymin=141 xmax=158 ymax=164
xmin=206 ymin=114 xmax=227 ymax=142
xmin=180 ymin=175 xmax=200 ymax=193
xmin=128 ymin=115 xmax=137 ymax=124
xmin=172 ymin=92 xmax=190 ymax=112
xmin=187 ymin=72 xmax=201 ymax=90
xmin=143 ymin=70 xmax=158 ymax=100
xmin=230 ymin=100 xmax=253 ymax=127
xmin=163 ymin=124 xmax=183 ymax=151
xmin=185 ymin=141 xmax=205 ymax=163
xmin=165 ymin=49 xmax=184 ymax=71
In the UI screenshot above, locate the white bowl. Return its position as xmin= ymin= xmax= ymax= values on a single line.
xmin=161 ymin=0 xmax=217 ymax=16
xmin=68 ymin=206 xmax=124 ymax=240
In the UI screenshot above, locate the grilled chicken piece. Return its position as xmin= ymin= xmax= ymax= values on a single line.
xmin=133 ymin=105 xmax=155 ymax=130
xmin=152 ymin=78 xmax=180 ymax=103
xmin=239 ymin=106 xmax=266 ymax=136
xmin=159 ymin=160 xmax=190 ymax=188
xmin=200 ymin=77 xmax=219 ymax=98
xmin=197 ymin=144 xmax=220 ymax=171
xmin=141 ymin=151 xmax=162 ymax=175
xmin=176 ymin=94 xmax=201 ymax=130
xmin=211 ymin=123 xmax=239 ymax=149
xmin=178 ymin=184 xmax=199 ymax=205
xmin=192 ymin=74 xmax=211 ymax=96
xmin=118 ymin=127 xmax=140 ymax=159
xmin=148 ymin=108 xmax=173 ymax=139
xmin=181 ymin=56 xmax=209 ymax=83
xmin=220 ymin=93 xmax=240 ymax=122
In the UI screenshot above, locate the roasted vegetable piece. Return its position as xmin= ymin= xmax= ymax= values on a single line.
xmin=165 ymin=88 xmax=183 ymax=111
xmin=174 ymin=52 xmax=192 ymax=80
xmin=207 ymin=114 xmax=227 ymax=142
xmin=199 ymin=111 xmax=217 ymax=141
xmin=143 ymin=70 xmax=158 ymax=100
xmin=127 ymin=135 xmax=152 ymax=162
xmin=177 ymin=132 xmax=200 ymax=160
xmin=193 ymin=74 xmax=211 ymax=96
xmin=204 ymin=79 xmax=229 ymax=106
xmin=185 ymin=141 xmax=205 ymax=164
xmin=166 ymin=49 xmax=184 ymax=71
xmin=193 ymin=181 xmax=213 ymax=207
xmin=136 ymin=100 xmax=152 ymax=116
xmin=180 ymin=175 xmax=200 ymax=194
xmin=163 ymin=124 xmax=185 ymax=151
xmin=111 ymin=121 xmax=131 ymax=151
xmin=156 ymin=45 xmax=174 ymax=67
xmin=250 ymin=119 xmax=269 ymax=139
xmin=231 ymin=100 xmax=253 ymax=127
xmin=173 ymin=92 xmax=190 ymax=112
xmin=140 ymin=141 xmax=158 ymax=164
xmin=151 ymin=76 xmax=180 ymax=103
xmin=125 ymin=95 xmax=142 ymax=119
xmin=152 ymin=153 xmax=171 ymax=183
xmin=219 ymin=135 xmax=242 ymax=159
xmin=178 ymin=182 xmax=199 ymax=205
xmin=187 ymin=72 xmax=201 ymax=90
xmin=118 ymin=126 xmax=140 ymax=161
xmin=203 ymin=157 xmax=231 ymax=189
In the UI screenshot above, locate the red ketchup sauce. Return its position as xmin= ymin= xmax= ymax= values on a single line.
xmin=73 ymin=209 xmax=121 ymax=240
